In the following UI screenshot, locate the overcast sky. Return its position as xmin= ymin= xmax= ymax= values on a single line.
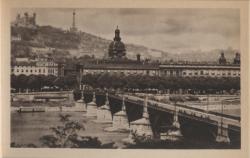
xmin=11 ymin=8 xmax=240 ymax=54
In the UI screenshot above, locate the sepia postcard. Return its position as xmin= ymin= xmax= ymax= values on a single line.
xmin=1 ymin=0 xmax=249 ymax=158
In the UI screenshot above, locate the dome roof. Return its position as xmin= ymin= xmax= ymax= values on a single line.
xmin=109 ymin=41 xmax=126 ymax=52
xmin=115 ymin=27 xmax=120 ymax=33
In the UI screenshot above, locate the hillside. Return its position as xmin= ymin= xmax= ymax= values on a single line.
xmin=76 ymin=32 xmax=162 ymax=59
xmin=11 ymin=25 xmax=239 ymax=62
xmin=11 ymin=25 xmax=165 ymax=60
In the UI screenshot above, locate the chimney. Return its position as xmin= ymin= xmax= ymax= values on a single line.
xmin=136 ymin=54 xmax=141 ymax=62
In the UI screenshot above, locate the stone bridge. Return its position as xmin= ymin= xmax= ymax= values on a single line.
xmin=12 ymin=90 xmax=240 ymax=146
xmin=79 ymin=91 xmax=240 ymax=146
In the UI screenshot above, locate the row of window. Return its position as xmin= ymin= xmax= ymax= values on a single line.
xmin=36 ymin=63 xmax=57 ymax=66
xmin=182 ymin=71 xmax=240 ymax=76
xmin=15 ymin=68 xmax=46 ymax=73
xmin=14 ymin=67 xmax=58 ymax=73
xmin=16 ymin=65 xmax=57 ymax=68
xmin=84 ymin=71 xmax=146 ymax=75
xmin=165 ymin=71 xmax=240 ymax=77
xmin=48 ymin=69 xmax=56 ymax=73
xmin=83 ymin=69 xmax=158 ymax=76
xmin=82 ymin=69 xmax=240 ymax=77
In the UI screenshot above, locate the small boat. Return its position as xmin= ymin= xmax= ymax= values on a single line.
xmin=18 ymin=106 xmax=45 ymax=113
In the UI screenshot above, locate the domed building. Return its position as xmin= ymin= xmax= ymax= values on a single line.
xmin=108 ymin=26 xmax=126 ymax=59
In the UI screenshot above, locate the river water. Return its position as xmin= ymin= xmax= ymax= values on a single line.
xmin=11 ymin=111 xmax=129 ymax=148
xmin=11 ymin=109 xmax=240 ymax=149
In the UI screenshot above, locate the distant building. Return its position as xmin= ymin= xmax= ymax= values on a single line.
xmin=77 ymin=62 xmax=240 ymax=78
xmin=11 ymin=34 xmax=22 ymax=41
xmin=15 ymin=57 xmax=29 ymax=62
xmin=11 ymin=57 xmax=58 ymax=76
xmin=78 ymin=62 xmax=159 ymax=77
xmin=76 ymin=25 xmax=240 ymax=79
xmin=159 ymin=64 xmax=240 ymax=78
xmin=30 ymin=46 xmax=55 ymax=55
xmin=108 ymin=26 xmax=126 ymax=59
xmin=11 ymin=12 xmax=37 ymax=28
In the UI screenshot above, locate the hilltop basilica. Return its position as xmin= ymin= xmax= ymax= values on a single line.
xmin=11 ymin=12 xmax=37 ymax=28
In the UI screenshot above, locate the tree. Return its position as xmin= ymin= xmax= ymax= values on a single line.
xmin=79 ymin=74 xmax=240 ymax=93
xmin=27 ymin=75 xmax=38 ymax=91
xmin=36 ymin=75 xmax=46 ymax=90
xmin=11 ymin=74 xmax=18 ymax=89
xmin=64 ymin=75 xmax=78 ymax=89
xmin=53 ymin=77 xmax=64 ymax=89
xmin=16 ymin=74 xmax=28 ymax=91
xmin=39 ymin=114 xmax=114 ymax=148
xmin=44 ymin=75 xmax=57 ymax=87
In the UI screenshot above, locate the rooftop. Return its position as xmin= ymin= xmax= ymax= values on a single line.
xmin=12 ymin=61 xmax=37 ymax=66
xmin=80 ymin=63 xmax=159 ymax=70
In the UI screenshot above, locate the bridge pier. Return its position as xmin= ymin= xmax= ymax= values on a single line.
xmin=124 ymin=95 xmax=153 ymax=143
xmin=28 ymin=95 xmax=34 ymax=101
xmin=74 ymin=91 xmax=86 ymax=112
xmin=160 ymin=108 xmax=182 ymax=141
xmin=172 ymin=109 xmax=181 ymax=129
xmin=216 ymin=122 xmax=230 ymax=144
xmin=104 ymin=95 xmax=129 ymax=132
xmin=86 ymin=92 xmax=97 ymax=117
xmin=94 ymin=93 xmax=112 ymax=123
xmin=68 ymin=91 xmax=74 ymax=102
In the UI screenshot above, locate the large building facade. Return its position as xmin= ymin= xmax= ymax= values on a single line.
xmin=11 ymin=57 xmax=59 ymax=76
xmin=159 ymin=64 xmax=240 ymax=78
xmin=78 ymin=62 xmax=159 ymax=77
xmin=77 ymin=62 xmax=240 ymax=78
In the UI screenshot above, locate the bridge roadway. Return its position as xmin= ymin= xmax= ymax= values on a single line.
xmin=108 ymin=94 xmax=240 ymax=132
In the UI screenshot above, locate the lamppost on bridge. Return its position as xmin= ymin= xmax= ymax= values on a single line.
xmin=220 ymin=100 xmax=224 ymax=129
xmin=215 ymin=100 xmax=230 ymax=144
